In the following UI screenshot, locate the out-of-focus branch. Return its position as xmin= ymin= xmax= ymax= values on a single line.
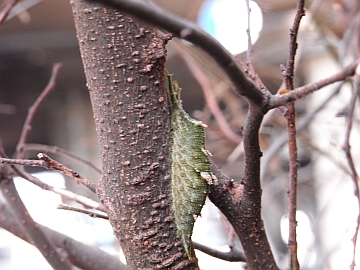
xmin=16 ymin=63 xmax=62 ymax=159
xmin=85 ymin=0 xmax=266 ymax=105
xmin=193 ymin=242 xmax=246 ymax=262
xmin=58 ymin=204 xmax=108 ymax=219
xmin=0 ymin=165 xmax=73 ymax=270
xmin=342 ymin=73 xmax=360 ymax=270
xmin=0 ymin=149 xmax=106 ymax=212
xmin=15 ymin=167 xmax=105 ymax=211
xmin=21 ymin=143 xmax=101 ymax=173
xmin=0 ymin=0 xmax=17 ymax=25
xmin=0 ymin=198 xmax=125 ymax=270
xmin=245 ymin=0 xmax=255 ymax=75
xmin=284 ymin=0 xmax=305 ymax=91
xmin=176 ymin=45 xmax=242 ymax=143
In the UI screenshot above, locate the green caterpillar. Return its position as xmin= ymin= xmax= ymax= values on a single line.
xmin=167 ymin=74 xmax=217 ymax=259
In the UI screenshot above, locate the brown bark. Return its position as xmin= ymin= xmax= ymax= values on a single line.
xmin=71 ymin=0 xmax=196 ymax=269
xmin=210 ymin=104 xmax=278 ymax=270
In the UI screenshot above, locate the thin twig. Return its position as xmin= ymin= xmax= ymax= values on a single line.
xmin=283 ymin=1 xmax=305 ymax=269
xmin=38 ymin=153 xmax=97 ymax=193
xmin=269 ymin=60 xmax=360 ymax=109
xmin=0 ymin=147 xmax=106 ymax=212
xmin=284 ymin=0 xmax=305 ymax=91
xmin=219 ymin=211 xmax=236 ymax=246
xmin=13 ymin=164 xmax=105 ymax=211
xmin=245 ymin=0 xmax=255 ymax=75
xmin=16 ymin=63 xmax=62 ymax=159
xmin=21 ymin=143 xmax=101 ymax=173
xmin=261 ymin=82 xmax=344 ymax=180
xmin=342 ymin=73 xmax=360 ymax=270
xmin=0 ymin=154 xmax=98 ymax=193
xmin=193 ymin=242 xmax=246 ymax=262
xmin=58 ymin=204 xmax=108 ymax=219
xmin=0 ymin=157 xmax=44 ymax=166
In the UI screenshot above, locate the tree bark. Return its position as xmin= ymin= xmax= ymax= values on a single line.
xmin=71 ymin=0 xmax=196 ymax=269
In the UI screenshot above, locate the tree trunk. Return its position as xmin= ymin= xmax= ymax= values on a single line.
xmin=71 ymin=0 xmax=196 ymax=269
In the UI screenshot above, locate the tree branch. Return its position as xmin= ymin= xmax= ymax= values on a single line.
xmin=0 ymin=147 xmax=106 ymax=212
xmin=21 ymin=143 xmax=101 ymax=173
xmin=269 ymin=60 xmax=360 ymax=109
xmin=208 ymin=108 xmax=279 ymax=269
xmin=283 ymin=1 xmax=305 ymax=269
xmin=0 ymin=0 xmax=17 ymax=25
xmin=37 ymin=153 xmax=97 ymax=192
xmin=0 ymin=165 xmax=73 ymax=270
xmin=57 ymin=204 xmax=108 ymax=219
xmin=16 ymin=63 xmax=62 ymax=159
xmin=342 ymin=73 xmax=360 ymax=270
xmin=176 ymin=45 xmax=242 ymax=143
xmin=0 ymin=197 xmax=125 ymax=270
xmin=0 ymin=154 xmax=98 ymax=194
xmin=193 ymin=242 xmax=246 ymax=262
xmin=261 ymin=82 xmax=344 ymax=180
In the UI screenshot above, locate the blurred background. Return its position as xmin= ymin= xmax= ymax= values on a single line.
xmin=0 ymin=0 xmax=360 ymax=269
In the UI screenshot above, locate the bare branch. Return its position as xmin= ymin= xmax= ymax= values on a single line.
xmin=85 ymin=0 xmax=266 ymax=105
xmin=284 ymin=0 xmax=305 ymax=90
xmin=0 ymin=165 xmax=73 ymax=270
xmin=342 ymin=73 xmax=360 ymax=270
xmin=21 ymin=143 xmax=101 ymax=173
xmin=16 ymin=63 xmax=62 ymax=159
xmin=261 ymin=82 xmax=344 ymax=180
xmin=0 ymin=154 xmax=98 ymax=193
xmin=269 ymin=60 xmax=360 ymax=109
xmin=245 ymin=0 xmax=255 ymax=74
xmin=284 ymin=103 xmax=300 ymax=270
xmin=0 ymin=157 xmax=44 ymax=166
xmin=0 ymin=198 xmax=125 ymax=270
xmin=38 ymin=153 xmax=97 ymax=193
xmin=208 ymin=108 xmax=279 ymax=269
xmin=0 ymin=148 xmax=106 ymax=212
xmin=0 ymin=0 xmax=17 ymax=25
xmin=193 ymin=242 xmax=246 ymax=262
xmin=15 ymin=165 xmax=105 ymax=211
xmin=176 ymin=45 xmax=242 ymax=143
xmin=58 ymin=204 xmax=108 ymax=219
xmin=282 ymin=1 xmax=306 ymax=269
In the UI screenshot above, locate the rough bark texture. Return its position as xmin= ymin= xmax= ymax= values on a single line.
xmin=71 ymin=1 xmax=196 ymax=269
